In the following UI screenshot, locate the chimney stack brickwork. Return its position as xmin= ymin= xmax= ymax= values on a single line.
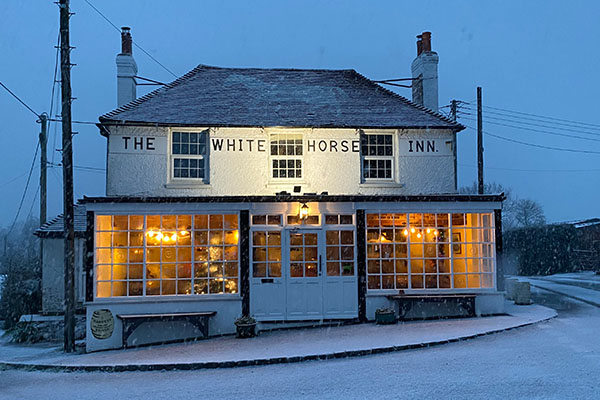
xmin=116 ymin=27 xmax=137 ymax=107
xmin=411 ymin=31 xmax=439 ymax=112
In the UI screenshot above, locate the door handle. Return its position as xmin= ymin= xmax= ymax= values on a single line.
xmin=319 ymin=255 xmax=322 ymax=276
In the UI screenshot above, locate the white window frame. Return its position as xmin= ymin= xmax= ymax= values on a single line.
xmin=268 ymin=129 xmax=304 ymax=182
xmin=169 ymin=128 xmax=209 ymax=184
xmin=360 ymin=132 xmax=395 ymax=182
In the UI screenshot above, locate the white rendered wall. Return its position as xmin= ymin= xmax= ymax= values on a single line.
xmin=86 ymin=298 xmax=241 ymax=352
xmin=105 ymin=126 xmax=456 ymax=197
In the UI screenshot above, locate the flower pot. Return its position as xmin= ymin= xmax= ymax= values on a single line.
xmin=375 ymin=310 xmax=396 ymax=325
xmin=235 ymin=323 xmax=257 ymax=338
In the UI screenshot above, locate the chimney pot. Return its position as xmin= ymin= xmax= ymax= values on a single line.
xmin=421 ymin=31 xmax=432 ymax=53
xmin=121 ymin=27 xmax=132 ymax=55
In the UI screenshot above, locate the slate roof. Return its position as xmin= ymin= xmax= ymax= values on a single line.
xmin=35 ymin=205 xmax=87 ymax=238
xmin=100 ymin=65 xmax=462 ymax=130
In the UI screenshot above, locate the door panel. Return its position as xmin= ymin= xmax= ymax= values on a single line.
xmin=286 ymin=231 xmax=323 ymax=320
xmin=250 ymin=230 xmax=285 ymax=320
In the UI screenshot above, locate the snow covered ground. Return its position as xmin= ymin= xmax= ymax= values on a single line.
xmin=0 ymin=286 xmax=598 ymax=400
xmin=0 ymin=302 xmax=554 ymax=369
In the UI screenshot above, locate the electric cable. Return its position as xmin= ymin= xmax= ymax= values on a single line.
xmin=83 ymin=0 xmax=178 ymax=78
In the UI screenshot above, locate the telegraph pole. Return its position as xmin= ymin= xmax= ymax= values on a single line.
xmin=39 ymin=113 xmax=48 ymax=227
xmin=477 ymin=87 xmax=484 ymax=194
xmin=450 ymin=100 xmax=458 ymax=191
xmin=59 ymin=0 xmax=76 ymax=353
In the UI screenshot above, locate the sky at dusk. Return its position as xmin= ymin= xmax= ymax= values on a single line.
xmin=0 ymin=0 xmax=599 ymax=227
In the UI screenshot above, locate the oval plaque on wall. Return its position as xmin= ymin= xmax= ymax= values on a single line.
xmin=91 ymin=309 xmax=114 ymax=340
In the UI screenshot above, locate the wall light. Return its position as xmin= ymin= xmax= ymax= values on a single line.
xmin=299 ymin=203 xmax=309 ymax=220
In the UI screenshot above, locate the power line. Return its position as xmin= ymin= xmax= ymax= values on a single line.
xmin=458 ymin=163 xmax=600 ymax=173
xmin=460 ymin=105 xmax=600 ymax=136
xmin=459 ymin=116 xmax=600 ymax=142
xmin=462 ymin=124 xmax=600 ymax=154
xmin=50 ymin=31 xmax=61 ymax=164
xmin=0 ymin=81 xmax=40 ymax=118
xmin=83 ymin=0 xmax=178 ymax=78
xmin=26 ymin=184 xmax=41 ymax=221
xmin=6 ymin=140 xmax=40 ymax=236
xmin=482 ymin=104 xmax=600 ymax=130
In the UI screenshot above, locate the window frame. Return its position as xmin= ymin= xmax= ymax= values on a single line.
xmin=268 ymin=129 xmax=304 ymax=182
xmin=364 ymin=212 xmax=496 ymax=292
xmin=360 ymin=132 xmax=395 ymax=182
xmin=94 ymin=213 xmax=240 ymax=299
xmin=168 ymin=127 xmax=210 ymax=184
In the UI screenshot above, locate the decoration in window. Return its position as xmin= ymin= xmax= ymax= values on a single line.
xmin=95 ymin=214 xmax=238 ymax=298
xmin=171 ymin=131 xmax=208 ymax=181
xmin=360 ymin=133 xmax=393 ymax=180
xmin=366 ymin=213 xmax=495 ymax=290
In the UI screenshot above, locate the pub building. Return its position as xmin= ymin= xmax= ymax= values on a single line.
xmin=37 ymin=30 xmax=504 ymax=352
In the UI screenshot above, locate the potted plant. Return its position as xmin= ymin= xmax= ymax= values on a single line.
xmin=234 ymin=315 xmax=257 ymax=338
xmin=375 ymin=307 xmax=396 ymax=325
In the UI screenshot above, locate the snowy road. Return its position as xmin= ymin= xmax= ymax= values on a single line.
xmin=1 ymin=284 xmax=599 ymax=400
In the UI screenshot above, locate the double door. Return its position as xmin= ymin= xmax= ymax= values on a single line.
xmin=250 ymin=228 xmax=357 ymax=321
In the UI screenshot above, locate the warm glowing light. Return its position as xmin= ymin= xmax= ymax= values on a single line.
xmin=379 ymin=234 xmax=389 ymax=242
xmin=299 ymin=203 xmax=309 ymax=220
xmin=163 ymin=235 xmax=170 ymax=242
xmin=426 ymin=228 xmax=431 ymax=234
xmin=179 ymin=230 xmax=189 ymax=236
xmin=403 ymin=229 xmax=409 ymax=236
xmin=434 ymin=230 xmax=438 ymax=236
xmin=417 ymin=232 xmax=422 ymax=239
xmin=171 ymin=234 xmax=177 ymax=241
xmin=147 ymin=231 xmax=156 ymax=237
xmin=155 ymin=232 xmax=163 ymax=240
xmin=234 ymin=230 xmax=239 ymax=241
xmin=410 ymin=227 xmax=416 ymax=233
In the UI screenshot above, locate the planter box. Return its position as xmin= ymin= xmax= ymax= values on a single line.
xmin=235 ymin=323 xmax=257 ymax=338
xmin=375 ymin=310 xmax=397 ymax=325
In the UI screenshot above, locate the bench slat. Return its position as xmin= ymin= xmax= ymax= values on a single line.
xmin=117 ymin=311 xmax=216 ymax=319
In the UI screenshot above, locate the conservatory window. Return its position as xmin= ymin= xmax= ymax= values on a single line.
xmin=95 ymin=213 xmax=239 ymax=298
xmin=365 ymin=212 xmax=495 ymax=290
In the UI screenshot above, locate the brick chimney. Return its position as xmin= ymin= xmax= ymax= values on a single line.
xmin=116 ymin=27 xmax=137 ymax=107
xmin=411 ymin=31 xmax=439 ymax=111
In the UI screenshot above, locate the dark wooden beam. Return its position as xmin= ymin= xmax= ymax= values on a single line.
xmin=239 ymin=210 xmax=250 ymax=316
xmin=85 ymin=211 xmax=95 ymax=302
xmin=494 ymin=209 xmax=504 ymax=292
xmin=356 ymin=209 xmax=367 ymax=322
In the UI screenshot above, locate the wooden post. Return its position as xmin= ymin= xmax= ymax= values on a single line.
xmin=477 ymin=87 xmax=484 ymax=194
xmin=239 ymin=210 xmax=250 ymax=316
xmin=450 ymin=100 xmax=458 ymax=191
xmin=356 ymin=210 xmax=367 ymax=322
xmin=39 ymin=113 xmax=48 ymax=227
xmin=59 ymin=0 xmax=76 ymax=353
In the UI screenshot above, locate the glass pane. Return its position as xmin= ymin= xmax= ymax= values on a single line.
xmin=327 ymin=262 xmax=340 ymax=276
xmin=96 ymin=215 xmax=112 ymax=231
xmin=253 ymin=263 xmax=267 ymax=277
xmin=269 ymin=263 xmax=281 ymax=277
xmin=290 ymin=263 xmax=303 ymax=277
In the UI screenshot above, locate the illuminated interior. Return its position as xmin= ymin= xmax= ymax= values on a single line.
xmin=366 ymin=213 xmax=495 ymax=290
xmin=95 ymin=214 xmax=239 ymax=298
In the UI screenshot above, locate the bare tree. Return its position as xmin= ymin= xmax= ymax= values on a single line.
xmin=459 ymin=181 xmax=517 ymax=230
xmin=514 ymin=198 xmax=546 ymax=228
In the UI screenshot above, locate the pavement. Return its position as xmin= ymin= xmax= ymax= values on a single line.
xmin=519 ymin=271 xmax=600 ymax=307
xmin=0 ymin=300 xmax=556 ymax=372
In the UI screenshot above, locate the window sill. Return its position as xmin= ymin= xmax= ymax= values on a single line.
xmin=266 ymin=180 xmax=307 ymax=187
xmin=87 ymin=294 xmax=241 ymax=305
xmin=359 ymin=182 xmax=404 ymax=188
xmin=164 ymin=182 xmax=211 ymax=189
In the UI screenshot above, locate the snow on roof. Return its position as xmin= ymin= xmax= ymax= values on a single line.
xmin=100 ymin=65 xmax=462 ymax=130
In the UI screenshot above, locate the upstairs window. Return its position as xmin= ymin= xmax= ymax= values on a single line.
xmin=171 ymin=130 xmax=208 ymax=182
xmin=361 ymin=133 xmax=394 ymax=181
xmin=270 ymin=132 xmax=303 ymax=179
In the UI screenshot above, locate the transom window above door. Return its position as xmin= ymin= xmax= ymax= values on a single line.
xmin=270 ymin=132 xmax=303 ymax=179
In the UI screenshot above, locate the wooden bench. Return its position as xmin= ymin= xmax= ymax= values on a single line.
xmin=387 ymin=294 xmax=476 ymax=320
xmin=116 ymin=311 xmax=217 ymax=348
